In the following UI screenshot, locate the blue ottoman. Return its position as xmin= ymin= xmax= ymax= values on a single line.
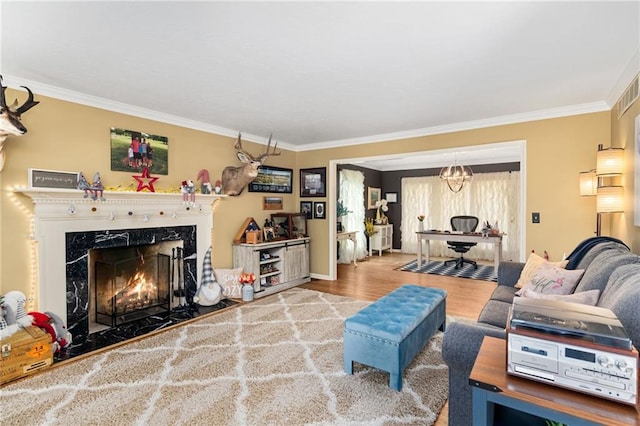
xmin=343 ymin=285 xmax=447 ymax=390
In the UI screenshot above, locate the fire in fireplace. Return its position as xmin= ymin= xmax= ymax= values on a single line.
xmin=93 ymin=247 xmax=171 ymax=327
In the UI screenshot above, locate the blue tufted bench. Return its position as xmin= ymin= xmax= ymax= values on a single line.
xmin=343 ymin=285 xmax=447 ymax=390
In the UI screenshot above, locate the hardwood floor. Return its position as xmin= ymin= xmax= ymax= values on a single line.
xmin=301 ymin=252 xmax=497 ymax=426
xmin=302 ymin=252 xmax=496 ymax=320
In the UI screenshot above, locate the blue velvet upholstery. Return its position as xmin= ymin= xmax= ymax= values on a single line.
xmin=344 ymin=285 xmax=447 ymax=390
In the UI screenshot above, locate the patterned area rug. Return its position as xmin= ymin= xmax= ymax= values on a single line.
xmin=396 ymin=259 xmax=497 ymax=282
xmin=1 ymin=288 xmax=449 ymax=425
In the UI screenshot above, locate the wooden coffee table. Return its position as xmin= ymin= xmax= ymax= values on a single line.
xmin=469 ymin=336 xmax=639 ymax=426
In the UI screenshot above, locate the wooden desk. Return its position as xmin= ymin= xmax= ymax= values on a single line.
xmin=416 ymin=231 xmax=502 ymax=271
xmin=337 ymin=231 xmax=358 ymax=266
xmin=470 ymin=336 xmax=639 ymax=426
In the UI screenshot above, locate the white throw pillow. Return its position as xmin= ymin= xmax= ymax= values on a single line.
xmin=515 ymin=253 xmax=568 ymax=289
xmin=214 ymin=267 xmax=243 ymax=298
xmin=515 ymin=262 xmax=584 ymax=296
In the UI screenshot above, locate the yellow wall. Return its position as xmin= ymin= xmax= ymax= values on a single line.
xmin=3 ymin=88 xmax=637 ymax=303
xmin=299 ymin=112 xmax=612 ymax=273
xmin=611 ymin=91 xmax=640 ymax=253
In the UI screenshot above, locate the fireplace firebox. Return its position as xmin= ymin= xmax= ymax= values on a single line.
xmin=94 ymin=248 xmax=171 ymax=327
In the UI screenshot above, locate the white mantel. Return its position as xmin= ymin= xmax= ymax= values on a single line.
xmin=15 ymin=187 xmax=226 ymax=318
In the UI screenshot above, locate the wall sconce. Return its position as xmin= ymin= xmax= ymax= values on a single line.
xmin=578 ymin=170 xmax=597 ymax=196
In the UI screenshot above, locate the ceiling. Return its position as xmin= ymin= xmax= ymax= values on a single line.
xmin=2 ymin=1 xmax=639 ymax=161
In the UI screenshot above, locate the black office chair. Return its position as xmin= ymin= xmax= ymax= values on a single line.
xmin=444 ymin=215 xmax=479 ymax=269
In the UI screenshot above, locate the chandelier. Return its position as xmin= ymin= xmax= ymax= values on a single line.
xmin=439 ymin=160 xmax=473 ymax=193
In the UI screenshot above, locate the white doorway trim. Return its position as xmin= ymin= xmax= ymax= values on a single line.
xmin=327 ymin=140 xmax=527 ymax=280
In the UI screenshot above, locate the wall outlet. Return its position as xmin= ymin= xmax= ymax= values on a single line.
xmin=532 ymin=212 xmax=540 ymax=223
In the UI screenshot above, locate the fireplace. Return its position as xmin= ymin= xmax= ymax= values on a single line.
xmin=93 ymin=246 xmax=171 ymax=327
xmin=16 ymin=188 xmax=223 ymax=348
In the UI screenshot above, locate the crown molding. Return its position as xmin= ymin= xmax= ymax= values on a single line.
xmin=296 ymin=101 xmax=610 ymax=151
xmin=1 ymin=74 xmax=296 ymax=151
xmin=4 ymin=74 xmax=612 ymax=153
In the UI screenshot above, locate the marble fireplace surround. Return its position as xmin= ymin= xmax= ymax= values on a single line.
xmin=17 ymin=188 xmax=224 ymax=342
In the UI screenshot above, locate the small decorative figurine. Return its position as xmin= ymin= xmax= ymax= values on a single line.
xmin=214 ymin=180 xmax=222 ymax=194
xmin=77 ymin=172 xmax=92 ymax=198
xmin=90 ymin=172 xmax=105 ymax=201
xmin=181 ymin=180 xmax=196 ymax=205
xmin=197 ymin=169 xmax=212 ymax=194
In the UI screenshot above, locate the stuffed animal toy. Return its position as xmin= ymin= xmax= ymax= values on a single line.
xmin=28 ymin=311 xmax=72 ymax=353
xmin=0 ymin=291 xmax=34 ymax=339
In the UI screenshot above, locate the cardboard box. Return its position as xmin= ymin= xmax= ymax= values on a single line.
xmin=1 ymin=326 xmax=53 ymax=385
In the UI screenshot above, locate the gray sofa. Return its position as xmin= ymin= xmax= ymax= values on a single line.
xmin=442 ymin=237 xmax=640 ymax=426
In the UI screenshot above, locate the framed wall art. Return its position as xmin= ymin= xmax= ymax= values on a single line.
xmin=263 ymin=196 xmax=283 ymax=210
xmin=300 ymin=167 xmax=326 ymax=197
xmin=110 ymin=127 xmax=169 ymax=175
xmin=249 ymin=166 xmax=293 ymax=193
xmin=367 ymin=187 xmax=381 ymax=209
xmin=313 ymin=201 xmax=326 ymax=219
xmin=300 ymin=201 xmax=313 ymax=219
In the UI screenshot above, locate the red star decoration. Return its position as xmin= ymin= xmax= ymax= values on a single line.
xmin=133 ymin=167 xmax=159 ymax=192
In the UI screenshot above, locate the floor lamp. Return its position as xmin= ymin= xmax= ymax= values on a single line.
xmin=581 ymin=145 xmax=625 ymax=236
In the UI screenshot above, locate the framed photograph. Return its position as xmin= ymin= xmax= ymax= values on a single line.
xmin=263 ymin=227 xmax=275 ymax=241
xmin=314 ymin=201 xmax=326 ymax=219
xmin=263 ymin=196 xmax=283 ymax=210
xmin=367 ymin=187 xmax=381 ymax=209
xmin=300 ymin=167 xmax=326 ymax=197
xmin=110 ymin=127 xmax=169 ymax=175
xmin=385 ymin=192 xmax=398 ymax=203
xmin=29 ymin=168 xmax=79 ymax=189
xmin=249 ymin=166 xmax=293 ymax=193
xmin=300 ymin=201 xmax=313 ymax=219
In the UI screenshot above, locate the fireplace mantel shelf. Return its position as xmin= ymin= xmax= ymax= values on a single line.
xmin=15 ymin=187 xmax=228 ymax=205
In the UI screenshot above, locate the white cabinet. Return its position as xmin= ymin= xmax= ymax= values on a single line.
xmin=369 ymin=224 xmax=393 ymax=256
xmin=233 ymin=238 xmax=310 ymax=298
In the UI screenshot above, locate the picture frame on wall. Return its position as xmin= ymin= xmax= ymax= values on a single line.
xmin=313 ymin=201 xmax=326 ymax=219
xmin=300 ymin=167 xmax=326 ymax=197
xmin=110 ymin=127 xmax=169 ymax=175
xmin=300 ymin=201 xmax=313 ymax=219
xmin=249 ymin=166 xmax=293 ymax=193
xmin=367 ymin=187 xmax=381 ymax=209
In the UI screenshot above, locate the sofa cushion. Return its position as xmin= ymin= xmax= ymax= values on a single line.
xmin=490 ymin=285 xmax=519 ymax=303
xmin=572 ymin=241 xmax=629 ymax=271
xmin=573 ymin=250 xmax=640 ymax=294
xmin=477 ymin=300 xmax=512 ymax=328
xmin=597 ymin=264 xmax=640 ymax=349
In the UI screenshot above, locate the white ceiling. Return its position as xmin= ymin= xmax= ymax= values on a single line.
xmin=2 ymin=1 xmax=639 ymax=163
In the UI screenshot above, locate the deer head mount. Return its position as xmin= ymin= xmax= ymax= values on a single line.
xmin=221 ymin=133 xmax=281 ymax=196
xmin=0 ymin=75 xmax=40 ymax=172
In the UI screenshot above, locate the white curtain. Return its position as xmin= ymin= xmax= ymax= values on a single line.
xmin=338 ymin=169 xmax=368 ymax=262
xmin=400 ymin=171 xmax=520 ymax=261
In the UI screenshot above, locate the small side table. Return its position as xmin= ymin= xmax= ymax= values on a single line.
xmin=469 ymin=337 xmax=639 ymax=426
xmin=337 ymin=231 xmax=358 ymax=266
